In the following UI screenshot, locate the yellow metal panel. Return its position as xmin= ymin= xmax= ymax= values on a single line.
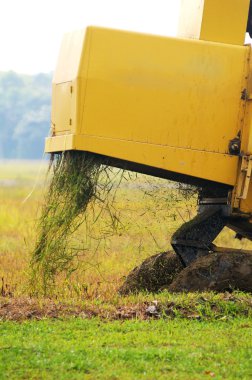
xmin=178 ymin=0 xmax=250 ymax=45
xmin=234 ymin=49 xmax=252 ymax=214
xmin=45 ymin=134 xmax=239 ymax=186
xmin=80 ymin=135 xmax=240 ymax=186
xmin=46 ymin=27 xmax=250 ymax=187
xmin=201 ymin=0 xmax=250 ymax=45
xmin=51 ymin=30 xmax=92 ymax=135
xmin=81 ymin=28 xmax=248 ymax=154
xmin=53 ymin=29 xmax=86 ymax=84
xmin=241 ymin=49 xmax=252 ymax=155
xmin=45 ymin=134 xmax=76 ymax=152
xmin=51 ymin=82 xmax=72 ymax=133
xmin=241 ymin=181 xmax=252 ymax=213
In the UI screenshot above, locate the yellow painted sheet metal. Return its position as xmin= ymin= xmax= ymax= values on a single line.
xmin=241 ymin=181 xmax=252 ymax=214
xmin=53 ymin=29 xmax=86 ymax=84
xmin=47 ymin=27 xmax=251 ymax=187
xmin=45 ymin=134 xmax=239 ymax=186
xmin=179 ymin=0 xmax=250 ymax=46
xmin=241 ymin=49 xmax=252 ymax=155
xmin=200 ymin=0 xmax=250 ymax=46
xmin=46 ymin=134 xmax=75 ymax=152
xmin=51 ymin=82 xmax=73 ymax=134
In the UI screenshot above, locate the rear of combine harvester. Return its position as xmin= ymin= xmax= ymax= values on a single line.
xmin=45 ymin=0 xmax=252 ymax=266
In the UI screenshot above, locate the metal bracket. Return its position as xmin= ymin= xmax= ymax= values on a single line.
xmin=236 ymin=155 xmax=252 ymax=200
xmin=171 ymin=208 xmax=226 ymax=267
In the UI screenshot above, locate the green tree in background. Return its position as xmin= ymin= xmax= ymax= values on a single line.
xmin=0 ymin=71 xmax=51 ymax=159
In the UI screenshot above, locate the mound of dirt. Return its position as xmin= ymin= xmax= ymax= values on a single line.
xmin=120 ymin=250 xmax=252 ymax=294
xmin=119 ymin=251 xmax=183 ymax=295
xmin=168 ymin=251 xmax=252 ymax=293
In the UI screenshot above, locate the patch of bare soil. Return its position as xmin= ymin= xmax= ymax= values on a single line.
xmin=168 ymin=251 xmax=252 ymax=293
xmin=0 ymin=298 xmax=95 ymax=321
xmin=0 ymin=293 xmax=251 ymax=321
xmin=0 ymin=297 xmax=161 ymax=322
xmin=119 ymin=251 xmax=183 ymax=295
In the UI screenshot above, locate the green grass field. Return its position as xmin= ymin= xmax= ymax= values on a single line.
xmin=1 ymin=318 xmax=252 ymax=380
xmin=0 ymin=160 xmax=252 ymax=379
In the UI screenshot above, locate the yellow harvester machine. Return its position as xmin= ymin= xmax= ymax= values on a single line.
xmin=45 ymin=0 xmax=252 ymax=266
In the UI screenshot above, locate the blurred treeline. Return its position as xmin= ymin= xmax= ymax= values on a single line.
xmin=0 ymin=71 xmax=51 ymax=159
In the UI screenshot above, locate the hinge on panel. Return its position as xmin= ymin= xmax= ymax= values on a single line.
xmin=235 ymin=155 xmax=252 ymax=202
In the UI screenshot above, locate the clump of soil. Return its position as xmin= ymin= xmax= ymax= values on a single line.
xmin=119 ymin=251 xmax=183 ymax=295
xmin=120 ymin=251 xmax=252 ymax=294
xmin=168 ymin=251 xmax=252 ymax=293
